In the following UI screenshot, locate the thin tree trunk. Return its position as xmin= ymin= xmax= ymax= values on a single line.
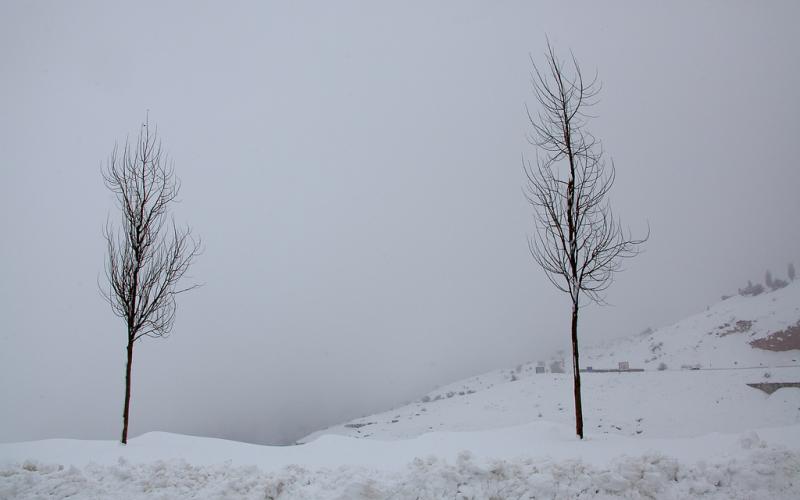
xmin=121 ymin=340 xmax=134 ymax=444
xmin=571 ymin=302 xmax=584 ymax=439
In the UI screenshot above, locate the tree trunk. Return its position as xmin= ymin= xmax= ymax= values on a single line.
xmin=571 ymin=302 xmax=584 ymax=439
xmin=121 ymin=340 xmax=134 ymax=444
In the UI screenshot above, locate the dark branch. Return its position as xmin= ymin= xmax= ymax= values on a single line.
xmin=524 ymin=43 xmax=646 ymax=307
xmin=101 ymin=118 xmax=201 ymax=344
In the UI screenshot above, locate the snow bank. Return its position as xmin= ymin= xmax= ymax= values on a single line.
xmin=2 ymin=424 xmax=799 ymax=499
xmin=2 ymin=445 xmax=798 ymax=499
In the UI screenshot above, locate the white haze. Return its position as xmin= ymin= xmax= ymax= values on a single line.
xmin=1 ymin=1 xmax=799 ymax=445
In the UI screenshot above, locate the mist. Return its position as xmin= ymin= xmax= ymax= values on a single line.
xmin=1 ymin=1 xmax=799 ymax=445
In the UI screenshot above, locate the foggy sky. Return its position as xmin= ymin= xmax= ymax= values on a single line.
xmin=2 ymin=1 xmax=799 ymax=445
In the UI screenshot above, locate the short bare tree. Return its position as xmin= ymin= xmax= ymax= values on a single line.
xmin=102 ymin=119 xmax=201 ymax=444
xmin=523 ymin=42 xmax=647 ymax=439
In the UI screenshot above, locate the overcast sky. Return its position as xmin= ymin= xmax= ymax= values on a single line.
xmin=2 ymin=1 xmax=799 ymax=445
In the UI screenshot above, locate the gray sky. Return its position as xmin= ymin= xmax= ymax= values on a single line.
xmin=2 ymin=1 xmax=799 ymax=445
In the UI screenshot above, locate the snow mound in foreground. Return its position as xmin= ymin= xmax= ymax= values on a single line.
xmin=3 ymin=446 xmax=798 ymax=500
xmin=2 ymin=424 xmax=800 ymax=499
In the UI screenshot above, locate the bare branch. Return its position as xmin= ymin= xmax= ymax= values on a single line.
xmin=524 ymin=45 xmax=645 ymax=308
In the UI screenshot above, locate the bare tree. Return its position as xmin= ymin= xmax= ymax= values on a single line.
xmin=102 ymin=119 xmax=201 ymax=444
xmin=523 ymin=42 xmax=647 ymax=439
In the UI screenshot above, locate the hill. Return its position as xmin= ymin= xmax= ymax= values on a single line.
xmin=585 ymin=279 xmax=800 ymax=370
xmin=301 ymin=281 xmax=800 ymax=443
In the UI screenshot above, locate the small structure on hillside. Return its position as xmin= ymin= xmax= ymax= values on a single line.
xmin=580 ymin=361 xmax=643 ymax=373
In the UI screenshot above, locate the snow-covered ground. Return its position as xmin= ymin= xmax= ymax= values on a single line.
xmin=2 ymin=424 xmax=799 ymax=499
xmin=2 ymin=282 xmax=800 ymax=498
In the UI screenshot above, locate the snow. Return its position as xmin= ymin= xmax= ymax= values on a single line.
xmin=585 ymin=279 xmax=800 ymax=370
xmin=303 ymin=281 xmax=800 ymax=443
xmin=3 ymin=282 xmax=800 ymax=498
xmin=300 ymin=368 xmax=800 ymax=443
xmin=2 ymin=425 xmax=800 ymax=499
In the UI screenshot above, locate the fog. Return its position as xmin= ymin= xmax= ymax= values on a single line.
xmin=1 ymin=1 xmax=799 ymax=445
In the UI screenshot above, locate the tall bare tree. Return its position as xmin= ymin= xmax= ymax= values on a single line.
xmin=524 ymin=43 xmax=647 ymax=439
xmin=102 ymin=119 xmax=201 ymax=444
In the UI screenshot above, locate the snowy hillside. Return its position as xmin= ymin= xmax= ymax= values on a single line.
xmin=585 ymin=279 xmax=800 ymax=370
xmin=302 ymin=281 xmax=800 ymax=443
xmin=300 ymin=368 xmax=800 ymax=443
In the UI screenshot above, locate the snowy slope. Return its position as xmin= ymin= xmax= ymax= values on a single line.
xmin=300 ymin=367 xmax=800 ymax=443
xmin=301 ymin=281 xmax=800 ymax=443
xmin=585 ymin=279 xmax=800 ymax=370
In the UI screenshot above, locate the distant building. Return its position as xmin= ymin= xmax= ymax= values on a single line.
xmin=581 ymin=362 xmax=642 ymax=373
